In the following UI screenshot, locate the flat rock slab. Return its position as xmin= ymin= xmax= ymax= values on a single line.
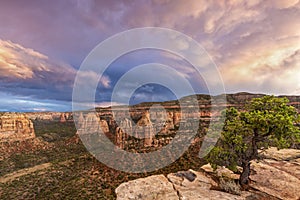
xmin=115 ymin=174 xmax=179 ymax=200
xmin=251 ymin=160 xmax=300 ymax=200
xmin=116 ymin=170 xmax=252 ymax=200
xmin=260 ymin=147 xmax=300 ymax=161
xmin=262 ymin=159 xmax=300 ymax=179
xmin=167 ymin=169 xmax=249 ymax=200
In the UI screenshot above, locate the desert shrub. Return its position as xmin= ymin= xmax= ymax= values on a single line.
xmin=34 ymin=121 xmax=76 ymax=138
xmin=219 ymin=177 xmax=241 ymax=195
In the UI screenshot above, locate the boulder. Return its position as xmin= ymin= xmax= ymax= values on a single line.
xmin=115 ymin=175 xmax=178 ymax=200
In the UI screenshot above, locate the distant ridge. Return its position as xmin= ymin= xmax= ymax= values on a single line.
xmin=96 ymin=92 xmax=300 ymax=110
xmin=2 ymin=93 xmax=299 ymax=113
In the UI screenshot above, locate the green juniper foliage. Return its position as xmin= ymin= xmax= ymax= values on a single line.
xmin=206 ymin=96 xmax=300 ymax=188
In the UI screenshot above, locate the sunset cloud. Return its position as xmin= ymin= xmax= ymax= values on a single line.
xmin=0 ymin=39 xmax=76 ymax=100
xmin=0 ymin=0 xmax=299 ymax=111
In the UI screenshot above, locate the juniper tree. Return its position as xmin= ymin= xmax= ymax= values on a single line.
xmin=206 ymin=96 xmax=300 ymax=188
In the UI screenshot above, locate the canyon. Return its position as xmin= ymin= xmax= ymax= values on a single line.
xmin=0 ymin=93 xmax=300 ymax=199
xmin=116 ymin=148 xmax=300 ymax=200
xmin=2 ymin=93 xmax=300 ymax=149
xmin=75 ymin=93 xmax=300 ymax=151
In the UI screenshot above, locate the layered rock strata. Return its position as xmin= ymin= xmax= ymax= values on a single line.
xmin=0 ymin=113 xmax=35 ymax=141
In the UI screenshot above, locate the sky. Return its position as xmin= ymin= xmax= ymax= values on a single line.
xmin=0 ymin=0 xmax=300 ymax=111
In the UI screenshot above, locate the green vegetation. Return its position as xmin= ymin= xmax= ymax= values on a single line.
xmin=219 ymin=177 xmax=241 ymax=195
xmin=206 ymin=96 xmax=300 ymax=188
xmin=0 ymin=120 xmax=205 ymax=199
xmin=0 ymin=121 xmax=86 ymax=176
xmin=2 ymin=95 xmax=299 ymax=198
xmin=34 ymin=121 xmax=77 ymax=138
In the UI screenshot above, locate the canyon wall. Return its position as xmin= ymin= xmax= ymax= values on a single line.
xmin=26 ymin=112 xmax=73 ymax=122
xmin=0 ymin=113 xmax=35 ymax=141
xmin=3 ymin=93 xmax=297 ymax=147
xmin=76 ymin=93 xmax=300 ymax=151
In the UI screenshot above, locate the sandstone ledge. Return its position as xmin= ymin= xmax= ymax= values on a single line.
xmin=116 ymin=169 xmax=253 ymax=200
xmin=115 ymin=174 xmax=178 ymax=200
xmin=116 ymin=148 xmax=300 ymax=200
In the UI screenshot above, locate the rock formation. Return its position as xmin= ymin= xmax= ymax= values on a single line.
xmin=0 ymin=113 xmax=35 ymax=141
xmin=116 ymin=175 xmax=179 ymax=200
xmin=250 ymin=148 xmax=300 ymax=200
xmin=135 ymin=111 xmax=155 ymax=147
xmin=115 ymin=126 xmax=127 ymax=149
xmin=74 ymin=112 xmax=110 ymax=135
xmin=116 ymin=169 xmax=253 ymax=200
xmin=67 ymin=93 xmax=300 ymax=151
xmin=99 ymin=119 xmax=109 ymax=133
xmin=76 ymin=113 xmax=100 ymax=134
xmin=60 ymin=113 xmax=67 ymax=123
xmin=75 ymin=93 xmax=300 ymax=151
xmin=26 ymin=112 xmax=73 ymax=122
xmin=116 ymin=148 xmax=300 ymax=200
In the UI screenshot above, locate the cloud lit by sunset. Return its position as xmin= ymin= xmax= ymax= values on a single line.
xmin=0 ymin=0 xmax=299 ymax=111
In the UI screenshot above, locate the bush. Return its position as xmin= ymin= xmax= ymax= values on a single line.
xmin=219 ymin=177 xmax=241 ymax=195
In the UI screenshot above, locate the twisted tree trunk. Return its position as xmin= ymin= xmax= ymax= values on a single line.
xmin=239 ymin=161 xmax=251 ymax=190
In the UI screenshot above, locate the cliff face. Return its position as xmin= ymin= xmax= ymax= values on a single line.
xmin=7 ymin=93 xmax=297 ymax=148
xmin=0 ymin=113 xmax=35 ymax=141
xmin=26 ymin=112 xmax=73 ymax=121
xmin=23 ymin=93 xmax=300 ymax=123
xmin=74 ymin=93 xmax=300 ymax=151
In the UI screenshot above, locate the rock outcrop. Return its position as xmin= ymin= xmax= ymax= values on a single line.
xmin=76 ymin=113 xmax=109 ymax=135
xmin=251 ymin=160 xmax=300 ymax=200
xmin=116 ymin=148 xmax=300 ymax=200
xmin=250 ymin=148 xmax=300 ymax=200
xmin=116 ymin=175 xmax=179 ymax=200
xmin=72 ymin=93 xmax=300 ymax=151
xmin=135 ymin=111 xmax=155 ymax=147
xmin=66 ymin=93 xmax=300 ymax=153
xmin=26 ymin=112 xmax=72 ymax=122
xmin=116 ymin=169 xmax=254 ymax=200
xmin=0 ymin=113 xmax=35 ymax=141
xmin=60 ymin=113 xmax=67 ymax=123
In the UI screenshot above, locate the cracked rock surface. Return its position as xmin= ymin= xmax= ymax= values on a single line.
xmin=115 ymin=174 xmax=179 ymax=200
xmin=115 ymin=170 xmax=251 ymax=200
xmin=116 ymin=148 xmax=300 ymax=200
